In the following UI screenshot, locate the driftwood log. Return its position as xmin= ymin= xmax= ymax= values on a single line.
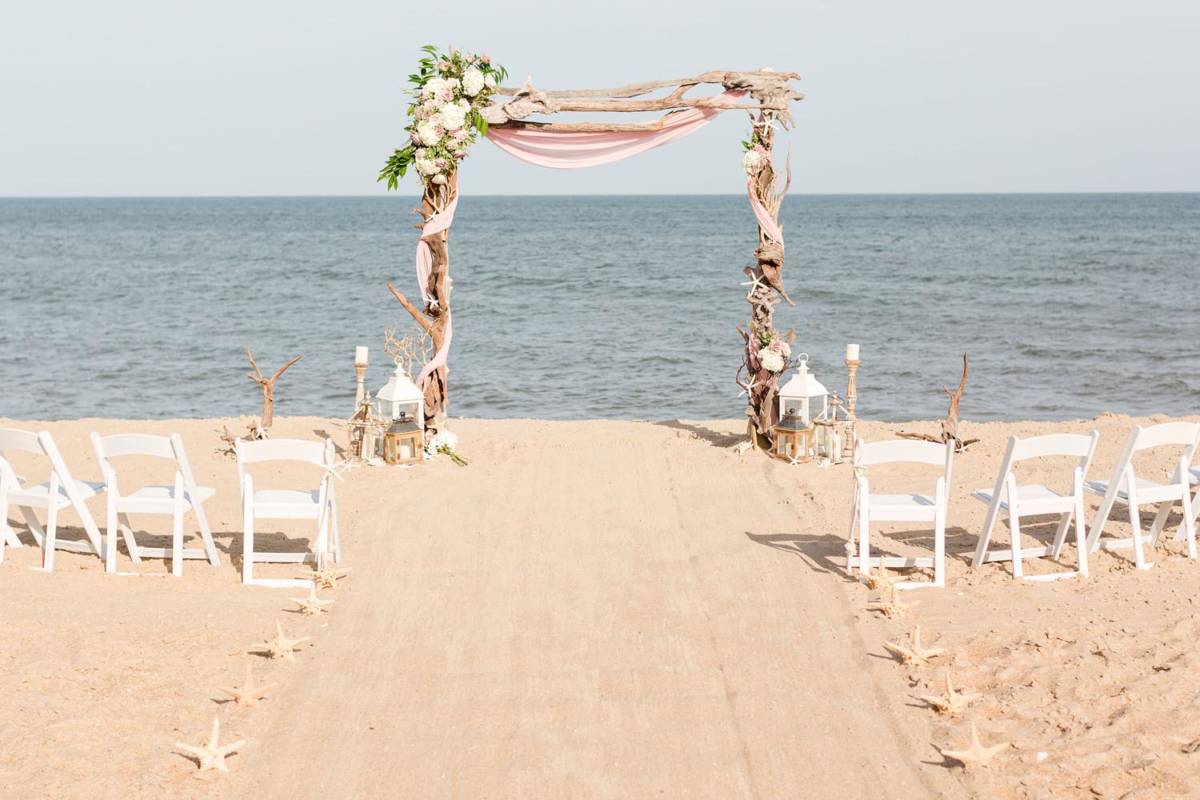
xmin=388 ymin=172 xmax=456 ymax=430
xmin=898 ymin=354 xmax=979 ymax=451
xmin=245 ymin=347 xmax=301 ymax=430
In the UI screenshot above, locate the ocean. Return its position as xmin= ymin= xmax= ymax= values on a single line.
xmin=1 ymin=194 xmax=1197 ymax=423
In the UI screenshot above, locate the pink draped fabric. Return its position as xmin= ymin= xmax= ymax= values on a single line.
xmin=483 ymin=91 xmax=744 ymax=169
xmin=414 ymin=196 xmax=458 ymax=388
xmin=407 ymin=89 xmax=784 ymax=392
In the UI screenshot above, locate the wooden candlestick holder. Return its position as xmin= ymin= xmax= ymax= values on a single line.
xmin=844 ymin=358 xmax=860 ymax=457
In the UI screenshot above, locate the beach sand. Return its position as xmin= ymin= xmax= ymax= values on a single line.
xmin=2 ymin=413 xmax=1199 ymax=799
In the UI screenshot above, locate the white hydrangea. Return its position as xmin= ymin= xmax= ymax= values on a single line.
xmin=757 ymin=347 xmax=785 ymax=373
xmin=484 ymin=73 xmax=496 ymax=89
xmin=461 ymin=67 xmax=485 ymax=96
xmin=422 ymin=77 xmax=450 ymax=98
xmin=416 ymin=119 xmax=442 ymax=146
xmin=414 ymin=157 xmax=439 ymax=177
xmin=425 ymin=428 xmax=459 ymax=458
xmin=439 ymin=100 xmax=469 ymax=131
xmin=742 ymin=149 xmax=764 ymax=175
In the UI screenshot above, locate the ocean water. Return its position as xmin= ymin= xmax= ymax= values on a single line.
xmin=1 ymin=194 xmax=1197 ymax=423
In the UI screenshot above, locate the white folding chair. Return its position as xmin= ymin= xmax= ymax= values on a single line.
xmin=1085 ymin=422 xmax=1200 ymax=570
xmin=0 ymin=455 xmax=17 ymax=563
xmin=236 ymin=437 xmax=341 ymax=588
xmin=91 ymin=433 xmax=219 ymax=576
xmin=971 ymin=432 xmax=1099 ymax=581
xmin=845 ymin=439 xmax=954 ymax=590
xmin=0 ymin=428 xmax=105 ymax=571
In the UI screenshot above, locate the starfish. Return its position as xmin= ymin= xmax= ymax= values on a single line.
xmin=740 ymin=272 xmax=769 ymax=301
xmin=175 ymin=717 xmax=246 ymax=773
xmin=921 ymin=672 xmax=981 ymax=716
xmin=303 ymin=564 xmax=351 ymax=590
xmin=290 ymin=585 xmax=334 ymax=616
xmin=883 ymin=626 xmax=945 ymax=666
xmin=220 ymin=664 xmax=277 ymax=710
xmin=247 ymin=620 xmax=310 ymax=662
xmin=867 ymin=583 xmax=916 ymax=618
xmin=939 ymin=721 xmax=1010 ymax=768
xmin=862 ymin=567 xmax=897 ymax=593
xmin=736 ymin=375 xmax=761 ymax=399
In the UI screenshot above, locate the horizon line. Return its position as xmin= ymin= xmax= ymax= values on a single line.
xmin=2 ymin=190 xmax=1199 ymax=200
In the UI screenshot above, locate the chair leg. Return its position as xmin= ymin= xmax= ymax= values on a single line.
xmin=1049 ymin=512 xmax=1072 ymax=559
xmin=242 ymin=504 xmax=254 ymax=585
xmin=119 ymin=513 xmax=142 ymax=563
xmin=933 ymin=510 xmax=946 ymax=589
xmin=43 ymin=501 xmax=59 ymax=572
xmin=1127 ymin=485 xmax=1150 ymax=570
xmin=858 ymin=504 xmax=871 ymax=578
xmin=1074 ymin=491 xmax=1089 ymax=578
xmin=1180 ymin=488 xmax=1197 ymax=560
xmin=171 ymin=479 xmax=184 ymax=577
xmin=1008 ymin=502 xmax=1023 ymax=579
xmin=193 ymin=501 xmax=220 ymax=567
xmin=105 ymin=500 xmax=119 ymax=573
xmin=1148 ymin=501 xmax=1173 ymax=545
xmin=845 ymin=502 xmax=859 ymax=569
xmin=21 ymin=506 xmax=45 ymax=547
xmin=330 ymin=501 xmax=342 ymax=564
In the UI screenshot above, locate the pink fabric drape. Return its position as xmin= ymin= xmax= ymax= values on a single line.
xmin=406 ymin=89 xmax=785 ymax=394
xmin=414 ymin=196 xmax=457 ymax=388
xmin=483 ymin=91 xmax=744 ymax=169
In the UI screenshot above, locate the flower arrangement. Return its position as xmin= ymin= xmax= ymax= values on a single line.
xmin=755 ymin=332 xmax=791 ymax=373
xmin=378 ymin=45 xmax=508 ymax=190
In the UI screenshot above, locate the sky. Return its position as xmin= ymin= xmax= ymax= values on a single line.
xmin=2 ymin=0 xmax=1198 ymax=196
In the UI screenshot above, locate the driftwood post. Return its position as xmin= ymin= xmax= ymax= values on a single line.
xmin=388 ymin=172 xmax=455 ymax=431
xmin=741 ymin=107 xmax=793 ymax=445
xmin=246 ymin=347 xmax=301 ymax=430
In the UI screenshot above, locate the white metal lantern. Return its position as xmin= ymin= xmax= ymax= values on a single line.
xmin=777 ymin=353 xmax=828 ymax=426
xmin=375 ymin=367 xmax=425 ymax=430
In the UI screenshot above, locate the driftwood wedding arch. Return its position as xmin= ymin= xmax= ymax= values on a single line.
xmin=384 ymin=59 xmax=803 ymax=446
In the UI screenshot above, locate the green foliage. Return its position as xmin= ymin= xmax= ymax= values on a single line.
xmin=377 ymin=45 xmax=508 ymax=191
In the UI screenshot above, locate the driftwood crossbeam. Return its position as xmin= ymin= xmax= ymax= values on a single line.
xmin=387 ymin=62 xmax=803 ymax=446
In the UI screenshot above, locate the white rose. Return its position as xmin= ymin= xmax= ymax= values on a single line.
xmin=422 ymin=77 xmax=448 ymax=98
xmin=742 ymin=150 xmax=764 ymax=175
xmin=416 ymin=120 xmax=442 ymax=145
xmin=439 ymin=102 xmax=468 ymax=131
xmin=462 ymin=68 xmax=485 ymax=96
xmin=414 ymin=157 xmax=439 ymax=176
xmin=484 ymin=73 xmax=496 ymax=89
xmin=758 ymin=348 xmax=785 ymax=373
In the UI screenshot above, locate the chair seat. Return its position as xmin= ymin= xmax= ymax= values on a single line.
xmin=1085 ymin=477 xmax=1179 ymax=505
xmin=1190 ymin=467 xmax=1199 ymax=485
xmin=252 ymin=488 xmax=322 ymax=519
xmin=118 ymin=484 xmax=215 ymax=512
xmin=10 ymin=478 xmax=105 ymax=509
xmin=972 ymin=483 xmax=1071 ymax=512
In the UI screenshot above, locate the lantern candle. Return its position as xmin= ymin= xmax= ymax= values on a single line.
xmin=845 ymin=343 xmax=859 ymax=361
xmin=355 ymin=346 xmax=369 ymax=366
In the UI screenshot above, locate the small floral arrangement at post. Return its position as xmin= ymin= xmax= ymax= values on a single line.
xmin=756 ymin=332 xmax=792 ymax=373
xmin=378 ymin=45 xmax=508 ymax=190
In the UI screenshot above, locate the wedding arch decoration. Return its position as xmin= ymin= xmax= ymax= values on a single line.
xmin=379 ymin=45 xmax=804 ymax=447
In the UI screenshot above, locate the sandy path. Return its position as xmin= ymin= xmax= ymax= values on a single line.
xmin=233 ymin=420 xmax=954 ymax=798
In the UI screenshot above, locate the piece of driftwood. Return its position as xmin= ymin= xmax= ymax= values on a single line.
xmin=898 ymin=354 xmax=980 ymax=451
xmin=486 ymin=71 xmax=804 ymax=128
xmin=246 ymin=347 xmax=301 ymax=430
xmin=388 ymin=173 xmax=455 ymax=430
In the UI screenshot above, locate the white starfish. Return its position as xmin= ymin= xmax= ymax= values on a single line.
xmin=740 ymin=272 xmax=769 ymax=301
xmin=175 ymin=717 xmax=246 ymax=773
xmin=220 ymin=664 xmax=277 ymax=710
xmin=921 ymin=672 xmax=981 ymax=717
xmin=737 ymin=375 xmax=761 ymax=399
xmin=939 ymin=721 xmax=1010 ymax=768
xmin=247 ymin=620 xmax=310 ymax=662
xmin=290 ymin=586 xmax=334 ymax=617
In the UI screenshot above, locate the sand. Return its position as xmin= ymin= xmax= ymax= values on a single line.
xmin=2 ymin=413 xmax=1199 ymax=799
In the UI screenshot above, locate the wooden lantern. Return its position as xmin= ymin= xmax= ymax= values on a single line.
xmin=772 ymin=410 xmax=812 ymax=463
xmin=383 ymin=416 xmax=423 ymax=465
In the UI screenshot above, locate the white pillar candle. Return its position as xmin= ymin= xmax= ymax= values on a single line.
xmin=845 ymin=343 xmax=860 ymax=361
xmin=355 ymin=346 xmax=369 ymax=365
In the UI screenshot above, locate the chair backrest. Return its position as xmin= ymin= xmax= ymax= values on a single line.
xmin=1131 ymin=421 xmax=1200 ymax=455
xmin=987 ymin=431 xmax=1099 ymax=502
xmin=855 ymin=439 xmax=950 ymax=469
xmin=0 ymin=427 xmax=43 ymax=458
xmin=236 ymin=437 xmax=332 ymax=487
xmin=92 ymin=433 xmax=176 ymax=462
